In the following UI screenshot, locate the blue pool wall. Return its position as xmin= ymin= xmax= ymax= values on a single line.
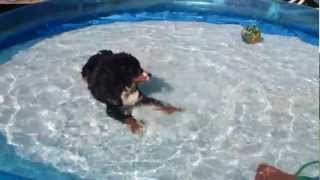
xmin=0 ymin=0 xmax=318 ymax=51
xmin=0 ymin=0 xmax=318 ymax=179
xmin=0 ymin=134 xmax=81 ymax=180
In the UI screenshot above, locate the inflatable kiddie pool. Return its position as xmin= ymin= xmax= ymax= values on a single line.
xmin=0 ymin=0 xmax=318 ymax=179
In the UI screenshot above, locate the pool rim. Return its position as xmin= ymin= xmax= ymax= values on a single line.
xmin=0 ymin=0 xmax=318 ymax=51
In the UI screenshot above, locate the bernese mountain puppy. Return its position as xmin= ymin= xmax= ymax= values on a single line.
xmin=82 ymin=50 xmax=182 ymax=133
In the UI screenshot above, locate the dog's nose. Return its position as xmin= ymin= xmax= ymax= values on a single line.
xmin=142 ymin=71 xmax=151 ymax=78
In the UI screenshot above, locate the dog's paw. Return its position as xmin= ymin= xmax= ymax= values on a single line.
xmin=156 ymin=105 xmax=183 ymax=114
xmin=126 ymin=117 xmax=144 ymax=134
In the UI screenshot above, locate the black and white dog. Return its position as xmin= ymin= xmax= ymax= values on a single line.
xmin=82 ymin=50 xmax=182 ymax=133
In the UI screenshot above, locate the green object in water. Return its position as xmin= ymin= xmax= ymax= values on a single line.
xmin=241 ymin=25 xmax=262 ymax=44
xmin=296 ymin=176 xmax=316 ymax=180
xmin=295 ymin=161 xmax=319 ymax=180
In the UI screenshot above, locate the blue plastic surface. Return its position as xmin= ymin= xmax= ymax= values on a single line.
xmin=0 ymin=170 xmax=31 ymax=180
xmin=0 ymin=0 xmax=318 ymax=179
xmin=0 ymin=0 xmax=318 ymax=50
xmin=0 ymin=134 xmax=81 ymax=180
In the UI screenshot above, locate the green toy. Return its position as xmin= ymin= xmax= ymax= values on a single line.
xmin=241 ymin=25 xmax=263 ymax=44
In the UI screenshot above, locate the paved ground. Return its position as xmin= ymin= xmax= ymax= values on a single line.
xmin=0 ymin=0 xmax=42 ymax=4
xmin=0 ymin=0 xmax=42 ymax=13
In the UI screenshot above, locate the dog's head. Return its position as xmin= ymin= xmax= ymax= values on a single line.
xmin=116 ymin=53 xmax=151 ymax=85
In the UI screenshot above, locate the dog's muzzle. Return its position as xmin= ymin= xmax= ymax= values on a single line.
xmin=142 ymin=71 xmax=152 ymax=81
xmin=133 ymin=71 xmax=151 ymax=83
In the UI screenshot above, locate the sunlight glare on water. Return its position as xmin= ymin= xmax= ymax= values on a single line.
xmin=0 ymin=21 xmax=318 ymax=179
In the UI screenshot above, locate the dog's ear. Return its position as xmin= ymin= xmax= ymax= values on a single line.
xmin=88 ymin=67 xmax=123 ymax=106
xmin=101 ymin=66 xmax=116 ymax=84
xmin=82 ymin=54 xmax=100 ymax=79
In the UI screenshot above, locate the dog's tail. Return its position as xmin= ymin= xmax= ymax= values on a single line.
xmin=81 ymin=50 xmax=114 ymax=79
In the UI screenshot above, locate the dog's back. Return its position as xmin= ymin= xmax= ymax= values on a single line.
xmin=81 ymin=50 xmax=113 ymax=80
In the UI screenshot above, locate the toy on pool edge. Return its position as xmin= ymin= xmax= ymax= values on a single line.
xmin=241 ymin=25 xmax=263 ymax=44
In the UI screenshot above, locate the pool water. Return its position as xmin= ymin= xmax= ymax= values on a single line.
xmin=0 ymin=21 xmax=318 ymax=179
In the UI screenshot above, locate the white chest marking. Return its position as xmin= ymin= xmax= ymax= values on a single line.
xmin=121 ymin=90 xmax=140 ymax=106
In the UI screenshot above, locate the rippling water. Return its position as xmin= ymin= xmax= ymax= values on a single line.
xmin=0 ymin=21 xmax=318 ymax=179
